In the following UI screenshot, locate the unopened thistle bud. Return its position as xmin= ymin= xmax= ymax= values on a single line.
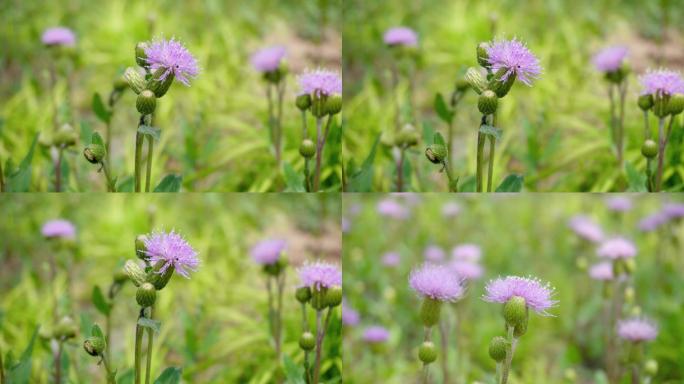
xmin=420 ymin=298 xmax=442 ymax=327
xmin=54 ymin=124 xmax=78 ymax=147
xmin=513 ymin=318 xmax=528 ymax=337
xmin=135 ymin=42 xmax=149 ymax=68
xmin=488 ymin=336 xmax=507 ymax=362
xmin=503 ymin=296 xmax=527 ymax=328
xmin=638 ymin=94 xmax=654 ymax=111
xmin=564 ymin=368 xmax=577 ymax=382
xmin=465 ymin=67 xmax=487 ymax=95
xmin=325 ymin=95 xmax=342 ymax=115
xmin=135 ymin=235 xmax=148 ymax=259
xmin=311 ymin=287 xmax=328 ymax=311
xmin=311 ymin=96 xmax=328 ymax=118
xmin=644 ymin=359 xmax=658 ymax=376
xmin=54 ymin=316 xmax=78 ymax=339
xmin=136 ymin=282 xmax=157 ymax=307
xmin=653 ymin=94 xmax=671 ymax=118
xmin=641 ymin=140 xmax=658 ymax=158
xmin=124 ymin=67 xmax=146 ymax=94
xmin=476 ymin=43 xmax=491 ymax=68
xmin=478 ymin=90 xmax=498 ymax=115
xmin=425 ymin=144 xmax=447 ymax=164
xmin=418 ymin=341 xmax=437 ymax=364
xmin=296 ymin=94 xmax=312 ymax=111
xmin=325 ymin=286 xmax=342 ymax=307
xmin=148 ymin=68 xmax=174 ymax=98
xmin=299 ymin=139 xmax=316 ymax=158
xmin=83 ymin=144 xmax=106 ymax=164
xmin=624 ymin=286 xmax=635 ymax=304
xmin=83 ymin=336 xmax=106 ymax=357
xmin=489 ymin=69 xmax=516 ymax=98
xmin=136 ymin=90 xmax=157 ymax=115
xmin=124 ymin=260 xmax=146 ymax=287
xmin=299 ymin=332 xmax=316 ymax=351
xmin=624 ymin=258 xmax=636 ymax=275
xmin=296 ymin=286 xmax=312 ymax=303
xmin=667 ymin=93 xmax=684 ymax=115
xmin=395 ymin=125 xmax=419 ymax=147
xmin=148 ymin=265 xmax=174 ymax=290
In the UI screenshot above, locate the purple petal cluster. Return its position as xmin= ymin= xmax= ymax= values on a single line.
xmin=638 ymin=212 xmax=668 ymax=232
xmin=451 ymin=244 xmax=482 ymax=262
xmin=568 ymin=215 xmax=604 ymax=243
xmin=605 ymin=196 xmax=632 ymax=212
xmin=250 ymin=46 xmax=286 ymax=73
xmin=144 ymin=230 xmax=199 ymax=278
xmin=144 ymin=37 xmax=199 ymax=86
xmin=298 ymin=261 xmax=342 ymax=291
xmin=381 ymin=251 xmax=401 ymax=267
xmin=41 ymin=219 xmax=76 ymax=239
xmin=486 ymin=38 xmax=542 ymax=86
xmin=592 ymin=46 xmax=628 ymax=73
xmin=363 ymin=326 xmax=390 ymax=343
xmin=483 ymin=276 xmax=557 ymax=315
xmin=589 ymin=262 xmax=614 ymax=281
xmin=449 ymin=260 xmax=483 ymax=280
xmin=41 ymin=27 xmax=76 ymax=46
xmin=441 ymin=202 xmax=461 ymax=217
xmin=342 ymin=301 xmax=360 ymax=326
xmin=663 ymin=203 xmax=684 ymax=220
xmin=617 ymin=317 xmax=658 ymax=342
xmin=376 ymin=198 xmax=409 ymax=219
xmin=409 ymin=263 xmax=464 ymax=302
xmin=250 ymin=239 xmax=286 ymax=265
xmin=383 ymin=27 xmax=418 ymax=47
xmin=597 ymin=237 xmax=636 ymax=259
xmin=424 ymin=245 xmax=445 ymax=262
xmin=639 ymin=69 xmax=684 ymax=96
xmin=297 ymin=69 xmax=342 ymax=97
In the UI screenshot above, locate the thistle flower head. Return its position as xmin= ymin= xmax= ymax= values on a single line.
xmin=41 ymin=219 xmax=76 ymax=239
xmin=639 ymin=69 xmax=684 ymax=96
xmin=662 ymin=203 xmax=684 ymax=220
xmin=483 ymin=275 xmax=557 ymax=315
xmin=144 ymin=230 xmax=199 ymax=278
xmin=297 ymin=68 xmax=342 ymax=97
xmin=409 ymin=263 xmax=464 ymax=302
xmin=381 ymin=251 xmax=401 ymax=267
xmin=42 ymin=27 xmax=76 ymax=46
xmin=597 ymin=237 xmax=637 ymax=259
xmin=441 ymin=202 xmax=461 ymax=217
xmin=363 ymin=326 xmax=390 ymax=343
xmin=485 ymin=38 xmax=542 ymax=86
xmin=376 ymin=198 xmax=409 ymax=219
xmin=617 ymin=317 xmax=658 ymax=342
xmin=568 ymin=215 xmax=604 ymax=243
xmin=451 ymin=244 xmax=482 ymax=262
xmin=250 ymin=239 xmax=286 ymax=265
xmin=298 ymin=261 xmax=342 ymax=291
xmin=449 ymin=260 xmax=483 ymax=280
xmin=638 ymin=212 xmax=668 ymax=232
xmin=383 ymin=27 xmax=418 ymax=47
xmin=250 ymin=45 xmax=286 ymax=73
xmin=424 ymin=245 xmax=445 ymax=262
xmin=589 ymin=262 xmax=614 ymax=281
xmin=605 ymin=196 xmax=632 ymax=212
xmin=342 ymin=301 xmax=360 ymax=326
xmin=144 ymin=37 xmax=200 ymax=86
xmin=592 ymin=46 xmax=628 ymax=73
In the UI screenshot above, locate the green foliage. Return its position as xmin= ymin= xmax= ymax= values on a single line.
xmin=92 ymin=93 xmax=112 ymax=124
xmin=495 ymin=174 xmax=524 ymax=192
xmin=92 ymin=286 xmax=111 ymax=316
xmin=5 ymin=134 xmax=38 ymax=192
xmin=153 ymin=367 xmax=181 ymax=384
xmin=153 ymin=174 xmax=182 ymax=192
xmin=6 ymin=326 xmax=39 ymax=384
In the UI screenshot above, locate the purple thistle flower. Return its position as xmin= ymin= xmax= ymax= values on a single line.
xmin=662 ymin=203 xmax=684 ymax=220
xmin=41 ymin=27 xmax=76 ymax=46
xmin=568 ymin=215 xmax=604 ymax=243
xmin=409 ymin=263 xmax=464 ymax=302
xmin=451 ymin=244 xmax=482 ymax=262
xmin=250 ymin=239 xmax=286 ymax=265
xmin=638 ymin=212 xmax=668 ymax=232
xmin=381 ymin=251 xmax=401 ymax=267
xmin=449 ymin=260 xmax=483 ymax=280
xmin=144 ymin=37 xmax=200 ymax=86
xmin=486 ymin=38 xmax=542 ymax=86
xmin=342 ymin=301 xmax=360 ymax=326
xmin=297 ymin=68 xmax=342 ymax=97
xmin=250 ymin=45 xmax=286 ymax=73
xmin=41 ymin=219 xmax=76 ymax=239
xmin=589 ymin=262 xmax=614 ymax=281
xmin=597 ymin=237 xmax=637 ymax=260
xmin=617 ymin=317 xmax=658 ymax=342
xmin=424 ymin=245 xmax=445 ymax=262
xmin=383 ymin=27 xmax=418 ymax=47
xmin=639 ymin=69 xmax=684 ymax=96
xmin=298 ymin=261 xmax=342 ymax=291
xmin=441 ymin=202 xmax=461 ymax=217
xmin=605 ymin=196 xmax=632 ymax=212
xmin=592 ymin=46 xmax=628 ymax=73
xmin=483 ymin=276 xmax=557 ymax=315
xmin=376 ymin=198 xmax=409 ymax=219
xmin=144 ymin=230 xmax=199 ymax=278
xmin=363 ymin=326 xmax=390 ymax=343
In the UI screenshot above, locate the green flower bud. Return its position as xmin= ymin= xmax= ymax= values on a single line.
xmin=299 ymin=332 xmax=316 ymax=351
xmin=135 ymin=42 xmax=149 ymax=68
xmin=54 ymin=316 xmax=78 ymax=340
xmin=638 ymin=94 xmax=654 ymax=111
xmin=613 ymin=259 xmax=625 ymax=277
xmin=296 ymin=94 xmax=312 ymax=111
xmin=605 ymin=63 xmax=630 ymax=84
xmin=83 ymin=144 xmax=106 ymax=164
xmin=503 ymin=296 xmax=527 ymax=328
xmin=465 ymin=67 xmax=487 ymax=95
xmin=478 ymin=90 xmax=498 ymax=115
xmin=624 ymin=286 xmax=635 ymax=304
xmin=311 ymin=95 xmax=328 ymax=118
xmin=667 ymin=93 xmax=684 ymax=115
xmin=425 ymin=144 xmax=447 ymax=164
xmin=263 ymin=258 xmax=288 ymax=276
xmin=296 ymin=286 xmax=312 ymax=303
xmin=420 ymin=298 xmax=442 ymax=327
xmin=630 ymin=305 xmax=642 ymax=317
xmin=325 ymin=95 xmax=342 ymax=115
xmin=311 ymin=287 xmax=328 ymax=311
xmin=476 ymin=43 xmax=491 ymax=68
xmin=489 ymin=69 xmax=516 ymax=98
xmin=644 ymin=359 xmax=658 ymax=376
xmin=124 ymin=67 xmax=146 ymax=94
xmin=653 ymin=94 xmax=670 ymax=118
xmin=325 ymin=286 xmax=342 ymax=307
xmin=124 ymin=260 xmax=146 ymax=287
xmin=575 ymin=256 xmax=588 ymax=271
xmin=395 ymin=124 xmax=419 ymax=148
xmin=299 ymin=139 xmax=316 ymax=158
xmin=135 ymin=235 xmax=149 ymax=260
xmin=136 ymin=90 xmax=157 ymax=115
xmin=136 ymin=282 xmax=157 ymax=307
xmin=83 ymin=336 xmax=106 ymax=357
xmin=513 ymin=318 xmax=528 ymax=338
xmin=39 ymin=131 xmax=54 ymax=148
xmin=564 ymin=368 xmax=577 ymax=381
xmin=624 ymin=258 xmax=636 ymax=275
xmin=147 ymin=263 xmax=174 ymax=290
xmin=488 ymin=336 xmax=507 ymax=362
xmin=264 ymin=66 xmax=287 ymax=84
xmin=54 ymin=124 xmax=78 ymax=147
xmin=147 ymin=68 xmax=174 ymax=98
xmin=641 ymin=140 xmax=658 ymax=158
xmin=418 ymin=341 xmax=437 ymax=364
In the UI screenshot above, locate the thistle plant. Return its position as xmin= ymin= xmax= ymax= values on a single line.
xmin=250 ymin=238 xmax=288 ymax=359
xmin=83 ymin=324 xmax=116 ymax=384
xmin=252 ymin=46 xmax=287 ymax=165
xmin=124 ymin=37 xmax=199 ymax=192
xmin=483 ymin=276 xmax=557 ymax=384
xmin=408 ymin=263 xmax=464 ymax=384
xmin=617 ymin=317 xmax=658 ymax=383
xmin=297 ymin=69 xmax=342 ymax=192
xmin=637 ymin=69 xmax=684 ymax=191
xmin=123 ymin=230 xmax=199 ymax=384
xmin=296 ymin=261 xmax=342 ymax=384
xmin=593 ymin=46 xmax=630 ymax=166
xmin=425 ymin=132 xmax=457 ymax=192
xmin=466 ymin=38 xmax=542 ymax=192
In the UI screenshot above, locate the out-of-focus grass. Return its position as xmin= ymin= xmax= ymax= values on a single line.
xmin=0 ymin=0 xmax=342 ymax=191
xmin=0 ymin=194 xmax=341 ymax=383
xmin=342 ymin=0 xmax=684 ymax=192
xmin=342 ymin=193 xmax=684 ymax=383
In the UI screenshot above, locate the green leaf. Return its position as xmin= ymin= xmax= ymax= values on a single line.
xmin=117 ymin=176 xmax=134 ymax=192
xmin=92 ymin=286 xmax=111 ymax=316
xmin=283 ymin=162 xmax=306 ymax=192
xmin=479 ymin=124 xmax=502 ymax=141
xmin=283 ymin=355 xmax=306 ymax=384
xmin=92 ymin=93 xmax=112 ymax=123
xmin=153 ymin=367 xmax=182 ymax=384
xmin=348 ymin=134 xmax=381 ymax=192
xmin=7 ymin=326 xmax=39 ymax=383
xmin=137 ymin=318 xmax=161 ymax=334
xmin=91 ymin=324 xmax=104 ymax=339
xmin=6 ymin=133 xmax=38 ymax=192
xmin=153 ymin=174 xmax=182 ymax=192
xmin=116 ymin=369 xmax=134 ymax=384
xmin=625 ymin=161 xmax=648 ymax=192
xmin=138 ymin=125 xmax=161 ymax=141
xmin=91 ymin=132 xmax=105 ymax=146
xmin=433 ymin=93 xmax=453 ymax=124
xmin=433 ymin=132 xmax=446 ymax=146
xmin=495 ymin=174 xmax=524 ymax=192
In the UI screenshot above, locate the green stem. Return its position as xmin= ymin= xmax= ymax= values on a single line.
xmin=101 ymin=160 xmax=115 ymax=192
xmin=608 ymin=84 xmax=617 ymax=148
xmin=301 ymin=110 xmax=309 ymax=138
xmin=266 ymin=83 xmax=276 ymax=161
xmin=134 ymin=321 xmax=143 ymax=384
xmin=397 ymin=147 xmax=405 ymax=192
xmin=487 ymin=135 xmax=496 ymax=192
xmin=439 ymin=317 xmax=449 ymax=384
xmin=631 ymin=365 xmax=639 ymax=384
xmin=443 ymin=161 xmax=457 ymax=192
xmin=304 ymin=159 xmax=311 ymax=192
xmin=145 ymin=135 xmax=153 ymax=193
xmin=476 ymin=131 xmax=485 ymax=192
xmin=495 ymin=362 xmax=501 ymax=384
xmin=275 ymin=272 xmax=285 ymax=361
xmin=301 ymin=303 xmax=311 ymax=384
xmin=655 ymin=116 xmax=674 ymax=191
xmin=313 ymin=115 xmax=333 ymax=192
xmin=617 ymin=80 xmax=627 ymax=167
xmin=312 ymin=307 xmax=333 ymax=384
xmin=144 ymin=306 xmax=155 ymax=384
xmin=275 ymin=80 xmax=285 ymax=166
xmin=0 ymin=158 xmax=5 ymax=192
xmin=392 ymin=64 xmax=400 ymax=133
xmin=55 ymin=146 xmax=63 ymax=192
xmin=266 ymin=277 xmax=276 ymax=351
xmin=101 ymin=352 xmax=116 ymax=384
xmin=422 ymin=326 xmax=432 ymax=384
xmin=500 ymin=326 xmax=515 ymax=384
xmin=134 ymin=129 xmax=143 ymax=193
xmin=54 ymin=340 xmax=63 ymax=384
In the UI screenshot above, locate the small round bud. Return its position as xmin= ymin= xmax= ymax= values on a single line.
xmin=325 ymin=95 xmax=342 ymax=115
xmin=488 ymin=336 xmax=507 ymax=362
xmin=54 ymin=316 xmax=78 ymax=340
xmin=641 ymin=140 xmax=658 ymax=158
xmin=478 ymin=90 xmax=498 ymax=115
xmin=644 ymin=359 xmax=658 ymax=376
xmin=606 ymin=63 xmax=629 ymax=84
xmin=136 ymin=283 xmax=157 ymax=307
xmin=296 ymin=94 xmax=312 ymax=111
xmin=513 ymin=319 xmax=528 ymax=338
xmin=638 ymin=94 xmax=654 ymax=111
xmin=264 ymin=67 xmax=287 ymax=84
xmin=124 ymin=260 xmax=146 ymax=287
xmin=564 ymin=368 xmax=577 ymax=381
xmin=418 ymin=341 xmax=437 ymax=364
xmin=148 ymin=264 xmax=174 ymax=290
xmin=425 ymin=144 xmax=447 ymax=164
xmin=489 ymin=69 xmax=516 ymax=98
xmin=299 ymin=139 xmax=316 ymax=158
xmin=653 ymin=94 xmax=671 ymax=118
xmin=624 ymin=286 xmax=635 ymax=304
xmin=124 ymin=67 xmax=146 ymax=94
xmin=83 ymin=144 xmax=106 ymax=164
xmin=83 ymin=336 xmax=106 ymax=357
xmin=624 ymin=258 xmax=636 ymax=275
xmin=465 ymin=67 xmax=487 ymax=95
xmin=311 ymin=287 xmax=328 ymax=311
xmin=576 ymin=256 xmax=588 ymax=271
xmin=395 ymin=124 xmax=419 ymax=148
xmin=54 ymin=124 xmax=78 ymax=147
xmin=325 ymin=286 xmax=342 ymax=307
xmin=299 ymin=332 xmax=316 ymax=351
xmin=135 ymin=235 xmax=148 ymax=260
xmin=311 ymin=96 xmax=328 ymax=118
xmin=667 ymin=93 xmax=684 ymax=115
xmin=296 ymin=286 xmax=312 ymax=303
xmin=148 ymin=68 xmax=175 ymax=98
xmin=476 ymin=43 xmax=491 ymax=68
xmin=136 ymin=90 xmax=157 ymax=115
xmin=420 ymin=298 xmax=442 ymax=327
xmin=135 ymin=42 xmax=149 ymax=68
xmin=503 ymin=296 xmax=527 ymax=328
xmin=263 ymin=258 xmax=287 ymax=276
xmin=630 ymin=305 xmax=642 ymax=317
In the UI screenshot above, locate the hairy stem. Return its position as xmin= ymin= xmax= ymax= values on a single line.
xmin=266 ymin=277 xmax=276 ymax=353
xmin=145 ymin=135 xmax=153 ymax=193
xmin=266 ymin=83 xmax=276 ymax=162
xmin=500 ymin=326 xmax=515 ymax=384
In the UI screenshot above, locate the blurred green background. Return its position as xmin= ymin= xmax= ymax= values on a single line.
xmin=0 ymin=193 xmax=341 ymax=383
xmin=0 ymin=0 xmax=342 ymax=192
xmin=342 ymin=0 xmax=684 ymax=192
xmin=342 ymin=193 xmax=684 ymax=383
